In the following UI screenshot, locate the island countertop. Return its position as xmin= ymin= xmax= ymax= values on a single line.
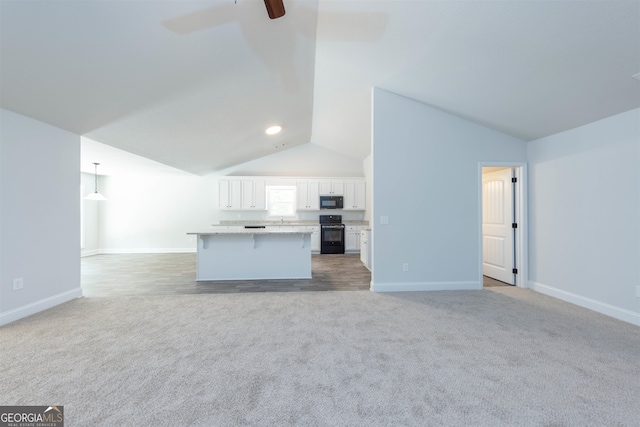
xmin=187 ymin=228 xmax=312 ymax=235
xmin=216 ymin=220 xmax=369 ymax=227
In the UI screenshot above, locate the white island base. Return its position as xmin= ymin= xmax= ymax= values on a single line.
xmin=188 ymin=230 xmax=312 ymax=281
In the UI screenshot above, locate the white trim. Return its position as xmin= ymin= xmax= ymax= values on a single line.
xmin=0 ymin=288 xmax=83 ymax=326
xmin=529 ymin=281 xmax=640 ymax=327
xmin=478 ymin=162 xmax=528 ymax=288
xmin=81 ymin=249 xmax=100 ymax=257
xmin=98 ymin=248 xmax=197 ymax=254
xmin=371 ymin=281 xmax=480 ymax=292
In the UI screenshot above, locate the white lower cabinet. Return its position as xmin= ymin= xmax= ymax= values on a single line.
xmin=308 ymin=226 xmax=320 ymax=253
xmin=345 ymin=226 xmax=362 ymax=253
xmin=360 ymin=229 xmax=371 ymax=270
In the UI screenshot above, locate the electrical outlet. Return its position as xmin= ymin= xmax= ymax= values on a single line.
xmin=403 ymin=263 xmax=409 ymax=272
xmin=12 ymin=278 xmax=24 ymax=291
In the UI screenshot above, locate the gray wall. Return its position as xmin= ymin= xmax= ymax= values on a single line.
xmin=363 ymin=154 xmax=372 ymax=223
xmin=0 ymin=109 xmax=81 ymax=325
xmin=219 ymin=143 xmax=364 ymax=177
xmin=371 ymin=89 xmax=527 ymax=291
xmin=528 ymin=108 xmax=640 ymax=325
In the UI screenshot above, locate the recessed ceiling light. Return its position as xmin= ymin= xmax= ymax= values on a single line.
xmin=265 ymin=125 xmax=282 ymax=135
xmin=633 ymin=73 xmax=640 ymax=81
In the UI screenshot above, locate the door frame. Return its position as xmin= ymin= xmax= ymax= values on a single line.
xmin=477 ymin=162 xmax=528 ymax=288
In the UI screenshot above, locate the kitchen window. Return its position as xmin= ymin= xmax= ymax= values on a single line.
xmin=266 ymin=185 xmax=296 ymax=217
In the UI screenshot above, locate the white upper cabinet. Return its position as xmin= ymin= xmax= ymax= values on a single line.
xmin=219 ymin=177 xmax=364 ymax=212
xmin=241 ymin=180 xmax=266 ymax=210
xmin=319 ymin=180 xmax=344 ymax=195
xmin=343 ymin=180 xmax=366 ymax=210
xmin=297 ymin=180 xmax=319 ymax=210
xmin=219 ymin=179 xmax=242 ymax=210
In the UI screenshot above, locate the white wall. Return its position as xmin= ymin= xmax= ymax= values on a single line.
xmin=371 ymin=89 xmax=527 ymax=291
xmin=81 ymin=172 xmax=100 ymax=256
xmin=99 ymin=173 xmax=217 ymax=253
xmin=528 ymin=108 xmax=640 ymax=325
xmin=0 ymin=109 xmax=81 ymax=325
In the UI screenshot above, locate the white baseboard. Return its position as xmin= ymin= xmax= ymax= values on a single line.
xmin=371 ymin=281 xmax=481 ymax=292
xmin=0 ymin=288 xmax=83 ymax=326
xmin=98 ymin=248 xmax=197 ymax=254
xmin=529 ymin=281 xmax=640 ymax=327
xmin=81 ymin=249 xmax=99 ymax=257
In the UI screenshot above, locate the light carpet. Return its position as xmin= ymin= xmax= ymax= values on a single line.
xmin=1 ymin=288 xmax=639 ymax=426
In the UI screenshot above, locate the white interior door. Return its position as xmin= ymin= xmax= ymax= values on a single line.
xmin=482 ymin=168 xmax=514 ymax=284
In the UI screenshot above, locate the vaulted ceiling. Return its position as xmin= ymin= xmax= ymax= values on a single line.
xmin=1 ymin=0 xmax=639 ymax=176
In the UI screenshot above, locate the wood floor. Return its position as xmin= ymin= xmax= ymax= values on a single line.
xmin=82 ymin=253 xmax=372 ymax=296
xmin=81 ymin=253 xmax=509 ymax=296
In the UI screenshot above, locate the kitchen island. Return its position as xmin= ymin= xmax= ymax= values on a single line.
xmin=187 ymin=228 xmax=312 ymax=281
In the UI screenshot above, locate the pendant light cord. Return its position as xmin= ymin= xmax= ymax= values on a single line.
xmin=93 ymin=163 xmax=99 ymax=192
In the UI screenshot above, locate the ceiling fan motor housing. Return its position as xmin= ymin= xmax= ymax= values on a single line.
xmin=264 ymin=0 xmax=285 ymax=19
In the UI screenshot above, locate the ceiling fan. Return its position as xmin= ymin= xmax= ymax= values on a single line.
xmin=263 ymin=0 xmax=285 ymax=19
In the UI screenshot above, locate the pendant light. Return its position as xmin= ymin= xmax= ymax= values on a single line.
xmin=84 ymin=163 xmax=107 ymax=201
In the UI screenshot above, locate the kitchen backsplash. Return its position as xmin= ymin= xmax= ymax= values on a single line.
xmin=215 ymin=210 xmax=366 ymax=225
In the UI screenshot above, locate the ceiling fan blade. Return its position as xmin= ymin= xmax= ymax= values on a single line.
xmin=264 ymin=0 xmax=285 ymax=19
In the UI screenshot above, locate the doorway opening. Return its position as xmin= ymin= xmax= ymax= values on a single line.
xmin=478 ymin=163 xmax=527 ymax=288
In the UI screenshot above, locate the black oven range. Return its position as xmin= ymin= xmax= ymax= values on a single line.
xmin=319 ymin=214 xmax=345 ymax=254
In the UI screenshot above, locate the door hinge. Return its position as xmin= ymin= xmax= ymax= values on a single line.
xmin=512 ymin=268 xmax=518 ymax=274
xmin=512 ymin=223 xmax=518 ymax=228
xmin=512 ymin=177 xmax=517 ymax=183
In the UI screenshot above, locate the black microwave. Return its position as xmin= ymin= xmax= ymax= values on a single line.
xmin=320 ymin=195 xmax=343 ymax=209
